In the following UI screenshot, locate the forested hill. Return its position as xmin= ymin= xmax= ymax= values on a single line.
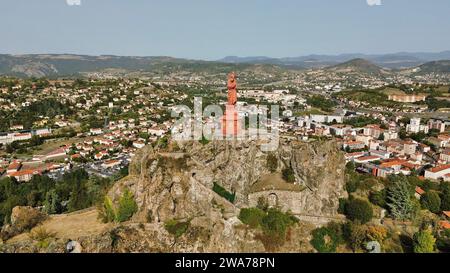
xmin=0 ymin=54 xmax=289 ymax=78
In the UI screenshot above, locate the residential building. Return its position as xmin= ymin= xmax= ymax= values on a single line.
xmin=102 ymin=159 xmax=122 ymax=169
xmin=354 ymin=155 xmax=381 ymax=164
xmin=7 ymin=161 xmax=22 ymax=174
xmin=428 ymin=119 xmax=446 ymax=133
xmin=425 ymin=164 xmax=450 ymax=180
xmin=363 ymin=125 xmax=383 ymax=139
xmin=7 ymin=169 xmax=40 ymax=182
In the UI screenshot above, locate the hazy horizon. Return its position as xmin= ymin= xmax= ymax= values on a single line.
xmin=1 ymin=0 xmax=450 ymax=60
xmin=2 ymin=50 xmax=450 ymax=62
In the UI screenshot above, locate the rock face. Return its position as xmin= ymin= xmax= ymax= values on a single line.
xmin=125 ymin=139 xmax=346 ymax=223
xmin=1 ymin=139 xmax=346 ymax=253
xmin=1 ymin=206 xmax=47 ymax=241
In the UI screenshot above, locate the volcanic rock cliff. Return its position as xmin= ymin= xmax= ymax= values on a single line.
xmin=122 ymin=139 xmax=347 ymax=222
xmin=1 ymin=139 xmax=347 ymax=253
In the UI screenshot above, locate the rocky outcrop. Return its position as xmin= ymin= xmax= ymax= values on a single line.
xmin=0 ymin=219 xmax=317 ymax=253
xmin=1 ymin=138 xmax=346 ymax=253
xmin=124 ymin=139 xmax=346 ymax=222
xmin=1 ymin=206 xmax=47 ymax=241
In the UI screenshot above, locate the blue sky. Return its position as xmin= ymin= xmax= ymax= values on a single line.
xmin=1 ymin=0 xmax=449 ymax=60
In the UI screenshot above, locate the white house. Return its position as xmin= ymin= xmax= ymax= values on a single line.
xmin=102 ymin=159 xmax=121 ymax=169
xmin=425 ymin=164 xmax=450 ymax=180
xmin=90 ymin=128 xmax=103 ymax=136
xmin=133 ymin=141 xmax=146 ymax=149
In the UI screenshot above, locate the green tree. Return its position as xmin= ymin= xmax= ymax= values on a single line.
xmin=121 ymin=139 xmax=133 ymax=148
xmin=67 ymin=181 xmax=89 ymax=212
xmin=338 ymin=198 xmax=348 ymax=214
xmin=387 ymin=176 xmax=418 ymax=220
xmin=413 ymin=228 xmax=436 ymax=253
xmin=199 ymin=135 xmax=210 ymax=145
xmin=440 ymin=182 xmax=450 ymax=211
xmin=345 ymin=179 xmax=358 ymax=194
xmin=345 ymin=199 xmax=373 ymax=224
xmin=420 ymin=191 xmax=441 ymax=214
xmin=310 ymin=226 xmax=339 ymax=253
xmin=343 ymin=221 xmax=367 ymax=252
xmin=306 ymin=95 xmax=337 ymax=112
xmin=116 ymin=189 xmax=138 ymax=222
xmin=239 ymin=207 xmax=266 ymax=229
xmin=436 ymin=229 xmax=450 ymax=252
xmin=30 ymin=135 xmax=43 ymax=146
xmin=369 ymin=189 xmax=387 ymax=208
xmin=164 ymin=219 xmax=189 ymax=238
xmin=261 ymin=208 xmax=296 ymax=242
xmin=266 ymin=153 xmax=278 ymax=173
xmin=212 ymin=183 xmax=235 ymax=203
xmin=98 ymin=196 xmax=116 ymax=223
xmin=282 ymin=167 xmax=295 ymax=183
xmin=5 ymin=144 xmax=14 ymax=154
xmin=43 ymin=189 xmax=62 ymax=214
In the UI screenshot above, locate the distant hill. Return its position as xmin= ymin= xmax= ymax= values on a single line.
xmin=369 ymin=54 xmax=424 ymax=69
xmin=0 ymin=54 xmax=185 ymax=77
xmin=0 ymin=54 xmax=289 ymax=78
xmin=221 ymin=56 xmax=305 ymax=69
xmin=1 ymin=53 xmax=449 ymax=78
xmin=218 ymin=51 xmax=450 ymax=69
xmin=415 ymin=60 xmax=450 ymax=74
xmin=221 ymin=56 xmax=280 ymax=64
xmin=325 ymin=58 xmax=388 ymax=75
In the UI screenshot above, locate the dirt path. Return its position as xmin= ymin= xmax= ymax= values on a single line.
xmin=8 ymin=208 xmax=112 ymax=243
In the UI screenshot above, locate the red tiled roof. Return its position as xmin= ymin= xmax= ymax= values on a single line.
xmin=345 ymin=152 xmax=365 ymax=157
xmin=443 ymin=211 xmax=450 ymax=218
xmin=7 ymin=161 xmax=22 ymax=170
xmin=13 ymin=133 xmax=31 ymax=137
xmin=8 ymin=169 xmax=39 ymax=177
xmin=365 ymin=124 xmax=381 ymax=129
xmin=403 ymin=139 xmax=417 ymax=145
xmin=415 ymin=186 xmax=425 ymax=195
xmin=356 ymin=156 xmax=380 ymax=161
xmin=428 ymin=164 xmax=450 ymax=173
xmin=104 ymin=160 xmax=120 ymax=165
xmin=380 ymin=160 xmax=407 ymax=168
xmin=402 ymin=162 xmax=420 ymax=170
xmin=440 ymin=221 xmax=450 ymax=229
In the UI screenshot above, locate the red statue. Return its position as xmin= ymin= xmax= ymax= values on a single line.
xmin=227 ymin=72 xmax=237 ymax=106
xmin=222 ymin=72 xmax=240 ymax=136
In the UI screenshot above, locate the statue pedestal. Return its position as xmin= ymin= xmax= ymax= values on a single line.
xmin=221 ymin=105 xmax=240 ymax=136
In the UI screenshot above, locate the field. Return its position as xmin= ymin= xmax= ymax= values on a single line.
xmin=381 ymin=87 xmax=407 ymax=96
xmin=0 ymin=135 xmax=95 ymax=159
xmin=8 ymin=208 xmax=111 ymax=243
xmin=294 ymin=107 xmax=327 ymax=117
xmin=335 ymin=89 xmax=399 ymax=107
xmin=33 ymin=137 xmax=88 ymax=155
